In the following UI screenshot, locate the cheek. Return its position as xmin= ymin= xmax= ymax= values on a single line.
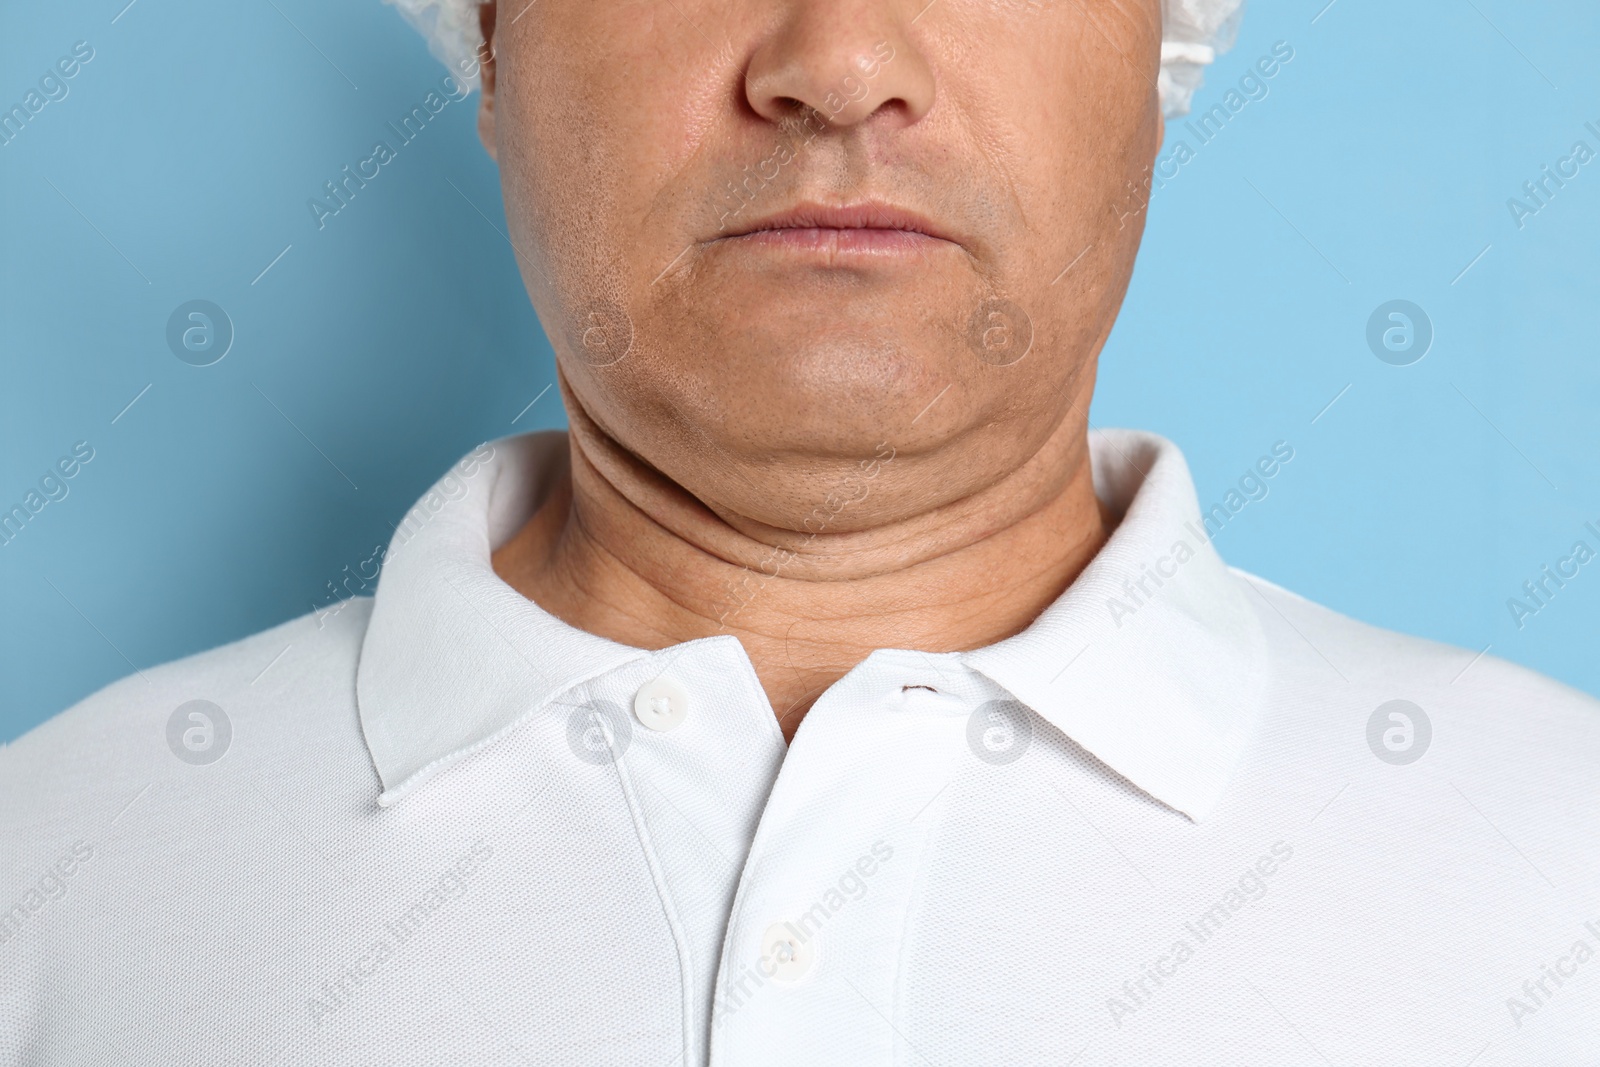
xmin=497 ymin=10 xmax=728 ymax=283
xmin=940 ymin=9 xmax=1160 ymax=277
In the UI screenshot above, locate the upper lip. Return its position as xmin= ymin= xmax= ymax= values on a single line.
xmin=718 ymin=201 xmax=955 ymax=244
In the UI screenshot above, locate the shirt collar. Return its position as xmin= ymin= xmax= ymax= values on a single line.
xmin=356 ymin=433 xmax=656 ymax=807
xmin=962 ymin=429 xmax=1268 ymax=822
xmin=357 ymin=429 xmax=1267 ymax=820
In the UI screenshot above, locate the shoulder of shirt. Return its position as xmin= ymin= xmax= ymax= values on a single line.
xmin=0 ymin=598 xmax=376 ymax=851
xmin=1232 ymin=566 xmax=1600 ymax=728
xmin=1233 ymin=566 xmax=1600 ymax=891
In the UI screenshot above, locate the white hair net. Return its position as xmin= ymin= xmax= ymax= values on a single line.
xmin=385 ymin=0 xmax=1244 ymax=118
xmin=1159 ymin=0 xmax=1246 ymax=116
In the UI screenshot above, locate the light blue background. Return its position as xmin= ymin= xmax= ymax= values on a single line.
xmin=2 ymin=0 xmax=1596 ymax=742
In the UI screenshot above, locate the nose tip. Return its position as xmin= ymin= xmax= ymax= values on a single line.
xmin=744 ymin=22 xmax=933 ymax=131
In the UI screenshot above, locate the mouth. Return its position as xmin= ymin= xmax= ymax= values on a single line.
xmin=710 ymin=201 xmax=958 ymax=259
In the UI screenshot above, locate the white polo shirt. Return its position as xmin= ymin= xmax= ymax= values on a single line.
xmin=3 ymin=430 xmax=1597 ymax=1066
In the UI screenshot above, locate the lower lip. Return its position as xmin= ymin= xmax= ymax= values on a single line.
xmin=719 ymin=227 xmax=948 ymax=258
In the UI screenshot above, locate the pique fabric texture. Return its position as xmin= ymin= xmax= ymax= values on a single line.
xmin=3 ymin=430 xmax=1598 ymax=1066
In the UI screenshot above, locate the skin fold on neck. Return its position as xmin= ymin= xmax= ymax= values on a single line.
xmin=491 ymin=374 xmax=1113 ymax=741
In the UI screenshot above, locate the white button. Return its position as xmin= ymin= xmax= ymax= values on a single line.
xmin=633 ymin=676 xmax=689 ymax=732
xmin=760 ymin=922 xmax=816 ymax=983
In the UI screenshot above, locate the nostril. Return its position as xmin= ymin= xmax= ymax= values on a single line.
xmin=745 ymin=30 xmax=934 ymax=130
xmin=776 ymin=98 xmax=828 ymax=132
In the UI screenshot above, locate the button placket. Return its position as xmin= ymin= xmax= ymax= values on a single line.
xmin=711 ymin=653 xmax=982 ymax=1066
xmin=601 ymin=645 xmax=790 ymax=1067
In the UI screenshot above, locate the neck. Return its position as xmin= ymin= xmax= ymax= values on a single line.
xmin=491 ymin=397 xmax=1111 ymax=741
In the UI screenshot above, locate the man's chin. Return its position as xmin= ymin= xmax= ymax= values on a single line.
xmin=664 ymin=268 xmax=978 ymax=377
xmin=682 ymin=326 xmax=962 ymax=435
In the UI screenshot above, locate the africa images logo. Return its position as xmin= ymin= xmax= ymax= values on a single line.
xmin=1366 ymin=700 xmax=1431 ymax=766
xmin=166 ymin=700 xmax=232 ymax=766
